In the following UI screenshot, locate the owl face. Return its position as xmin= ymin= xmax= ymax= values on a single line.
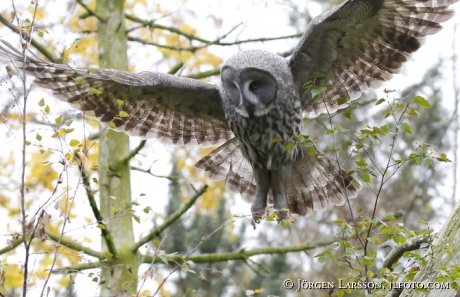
xmin=221 ymin=66 xmax=278 ymax=118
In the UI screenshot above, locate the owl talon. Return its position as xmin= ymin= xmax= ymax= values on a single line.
xmin=252 ymin=210 xmax=265 ymax=223
xmin=276 ymin=209 xmax=288 ymax=222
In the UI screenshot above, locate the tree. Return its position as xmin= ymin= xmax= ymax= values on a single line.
xmin=0 ymin=1 xmax=458 ymax=297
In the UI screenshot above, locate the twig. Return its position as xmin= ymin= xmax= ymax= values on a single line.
xmin=131 ymin=185 xmax=208 ymax=252
xmin=74 ymin=153 xmax=117 ymax=257
xmin=75 ymin=0 xmax=107 ymax=23
xmin=45 ymin=231 xmax=105 ymax=260
xmin=123 ymin=140 xmax=147 ymax=164
xmin=130 ymin=166 xmax=179 ymax=181
xmin=0 ymin=14 xmax=58 ymax=62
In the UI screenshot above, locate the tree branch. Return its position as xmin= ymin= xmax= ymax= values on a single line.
xmin=143 ymin=238 xmax=338 ymax=264
xmin=45 ymin=231 xmax=105 ymax=260
xmin=185 ymin=68 xmax=221 ymax=79
xmin=0 ymin=14 xmax=58 ymax=62
xmin=130 ymin=166 xmax=180 ymax=181
xmin=382 ymin=236 xmax=432 ymax=269
xmin=0 ymin=235 xmax=25 ymax=255
xmin=131 ymin=185 xmax=208 ymax=252
xmin=53 ymin=236 xmax=338 ymax=273
xmin=123 ymin=140 xmax=146 ymax=164
xmin=74 ymin=153 xmax=117 ymax=257
xmin=75 ymin=0 xmax=107 ymax=23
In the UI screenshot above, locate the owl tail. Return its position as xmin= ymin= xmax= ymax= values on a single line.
xmin=286 ymin=150 xmax=361 ymax=216
xmin=195 ymin=138 xmax=361 ymax=217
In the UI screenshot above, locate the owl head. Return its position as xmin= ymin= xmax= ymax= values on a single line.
xmin=220 ymin=50 xmax=294 ymax=118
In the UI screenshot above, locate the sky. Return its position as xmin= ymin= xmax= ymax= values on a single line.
xmin=0 ymin=0 xmax=460 ymax=296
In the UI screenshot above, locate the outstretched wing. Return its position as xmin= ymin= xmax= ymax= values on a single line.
xmin=289 ymin=0 xmax=458 ymax=119
xmin=0 ymin=40 xmax=233 ymax=146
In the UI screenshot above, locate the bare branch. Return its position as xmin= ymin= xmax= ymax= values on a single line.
xmin=144 ymin=238 xmax=338 ymax=264
xmin=0 ymin=13 xmax=58 ymax=62
xmin=74 ymin=153 xmax=117 ymax=257
xmin=75 ymin=0 xmax=107 ymax=23
xmin=45 ymin=231 xmax=105 ymax=260
xmin=0 ymin=235 xmax=25 ymax=255
xmin=123 ymin=140 xmax=147 ymax=164
xmin=130 ymin=166 xmax=179 ymax=181
xmin=382 ymin=236 xmax=432 ymax=269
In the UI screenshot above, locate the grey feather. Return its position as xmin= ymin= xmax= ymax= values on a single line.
xmin=0 ymin=0 xmax=457 ymax=221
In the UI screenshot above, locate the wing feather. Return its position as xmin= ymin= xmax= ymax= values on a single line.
xmin=0 ymin=40 xmax=233 ymax=146
xmin=289 ymin=0 xmax=458 ymax=118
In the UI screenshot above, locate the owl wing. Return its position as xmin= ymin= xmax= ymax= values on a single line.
xmin=289 ymin=0 xmax=458 ymax=119
xmin=0 ymin=40 xmax=233 ymax=146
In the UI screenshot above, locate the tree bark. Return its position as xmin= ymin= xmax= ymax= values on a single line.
xmin=387 ymin=199 xmax=460 ymax=297
xmin=96 ymin=0 xmax=140 ymax=295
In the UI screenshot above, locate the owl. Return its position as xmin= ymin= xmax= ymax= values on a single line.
xmin=1 ymin=0 xmax=458 ymax=222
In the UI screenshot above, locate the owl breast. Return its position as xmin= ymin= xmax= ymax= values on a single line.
xmin=225 ymin=93 xmax=303 ymax=170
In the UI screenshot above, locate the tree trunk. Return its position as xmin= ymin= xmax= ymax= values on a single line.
xmin=96 ymin=0 xmax=140 ymax=295
xmin=388 ymin=199 xmax=460 ymax=297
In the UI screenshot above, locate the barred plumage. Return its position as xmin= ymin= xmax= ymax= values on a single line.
xmin=0 ymin=0 xmax=457 ymax=222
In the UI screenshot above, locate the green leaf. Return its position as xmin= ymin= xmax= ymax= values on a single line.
xmin=38 ymin=31 xmax=44 ymax=38
xmin=324 ymin=129 xmax=335 ymax=135
xmin=413 ymin=95 xmax=431 ymax=108
xmin=119 ymin=111 xmax=130 ymax=118
xmin=55 ymin=116 xmax=63 ymax=125
xmin=393 ymin=235 xmax=407 ymax=245
xmin=342 ymin=110 xmax=353 ymax=119
xmin=159 ymin=254 xmax=169 ymax=265
xmin=362 ymin=173 xmax=371 ymax=184
xmin=73 ymin=76 xmax=84 ymax=84
xmin=89 ymin=88 xmax=102 ymax=95
xmin=133 ymin=216 xmax=140 ymax=224
xmin=69 ymin=139 xmax=80 ymax=147
xmin=272 ymin=136 xmax=282 ymax=143
xmin=143 ymin=206 xmax=152 ymax=214
xmin=405 ymin=272 xmax=417 ymax=280
xmin=401 ymin=122 xmax=412 ymax=134
xmin=385 ymin=215 xmax=396 ymax=221
xmin=375 ymin=98 xmax=386 ymax=105
xmin=65 ymin=119 xmax=73 ymax=126
xmin=92 ymin=177 xmax=98 ymax=184
xmin=337 ymin=97 xmax=347 ymax=106
xmin=104 ymin=252 xmax=114 ymax=259
xmin=313 ymin=71 xmax=327 ymax=78
xmin=307 ymin=146 xmax=317 ymax=155
xmin=44 ymin=105 xmax=50 ymax=114
xmin=36 ymin=133 xmax=42 ymax=141
xmin=355 ymin=160 xmax=368 ymax=167
xmin=116 ymin=99 xmax=124 ymax=106
xmin=25 ymin=141 xmax=31 ymax=146
xmin=282 ymin=142 xmax=296 ymax=152
xmin=38 ymin=98 xmax=45 ymax=107
xmin=310 ymin=87 xmax=322 ymax=98
xmin=97 ymin=224 xmax=106 ymax=230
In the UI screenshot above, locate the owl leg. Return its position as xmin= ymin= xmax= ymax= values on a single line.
xmin=270 ymin=163 xmax=292 ymax=221
xmin=251 ymin=166 xmax=270 ymax=223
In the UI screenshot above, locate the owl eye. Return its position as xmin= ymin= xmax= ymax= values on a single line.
xmin=249 ymin=81 xmax=260 ymax=90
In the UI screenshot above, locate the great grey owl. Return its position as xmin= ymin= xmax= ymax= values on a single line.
xmin=0 ymin=0 xmax=458 ymax=222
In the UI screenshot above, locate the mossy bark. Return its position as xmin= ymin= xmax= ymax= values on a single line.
xmin=96 ymin=0 xmax=140 ymax=295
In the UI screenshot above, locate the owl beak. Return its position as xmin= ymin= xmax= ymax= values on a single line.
xmin=242 ymin=96 xmax=255 ymax=119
